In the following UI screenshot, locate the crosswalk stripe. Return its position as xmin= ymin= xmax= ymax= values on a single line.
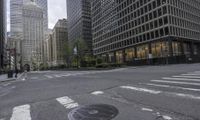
xmin=44 ymin=75 xmax=53 ymax=79
xmin=120 ymin=86 xmax=162 ymax=94
xmin=56 ymin=96 xmax=79 ymax=109
xmin=145 ymin=83 xmax=200 ymax=92
xmin=121 ymin=85 xmax=200 ymax=100
xmin=173 ymin=76 xmax=200 ymax=79
xmin=10 ymin=104 xmax=31 ymax=120
xmin=162 ymin=77 xmax=200 ymax=82
xmin=151 ymin=80 xmax=200 ymax=86
xmin=181 ymin=74 xmax=200 ymax=76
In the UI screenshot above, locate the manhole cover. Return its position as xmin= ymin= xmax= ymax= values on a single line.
xmin=68 ymin=104 xmax=119 ymax=120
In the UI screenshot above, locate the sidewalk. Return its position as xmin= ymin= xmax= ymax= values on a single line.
xmin=0 ymin=73 xmax=24 ymax=83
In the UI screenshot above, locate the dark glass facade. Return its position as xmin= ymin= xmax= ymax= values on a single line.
xmin=91 ymin=0 xmax=200 ymax=65
xmin=0 ymin=0 xmax=6 ymax=69
xmin=67 ymin=0 xmax=92 ymax=54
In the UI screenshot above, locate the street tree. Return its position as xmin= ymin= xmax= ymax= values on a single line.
xmin=63 ymin=42 xmax=73 ymax=68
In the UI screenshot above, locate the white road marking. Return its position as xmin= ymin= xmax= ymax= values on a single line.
xmin=162 ymin=115 xmax=172 ymax=120
xmin=151 ymin=80 xmax=200 ymax=86
xmin=162 ymin=77 xmax=200 ymax=82
xmin=44 ymin=75 xmax=53 ymax=79
xmin=56 ymin=96 xmax=79 ymax=109
xmin=145 ymin=83 xmax=200 ymax=92
xmin=59 ymin=74 xmax=71 ymax=77
xmin=3 ymin=83 xmax=11 ymax=86
xmin=91 ymin=91 xmax=104 ymax=95
xmin=146 ymin=83 xmax=200 ymax=92
xmin=174 ymin=93 xmax=200 ymax=100
xmin=10 ymin=104 xmax=31 ymax=120
xmin=141 ymin=108 xmax=153 ymax=112
xmin=173 ymin=75 xmax=200 ymax=79
xmin=181 ymin=74 xmax=200 ymax=76
xmin=121 ymin=85 xmax=200 ymax=100
xmin=54 ymin=75 xmax=61 ymax=78
xmin=120 ymin=86 xmax=162 ymax=94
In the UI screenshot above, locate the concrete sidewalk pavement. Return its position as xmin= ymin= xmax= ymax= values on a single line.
xmin=0 ymin=73 xmax=24 ymax=83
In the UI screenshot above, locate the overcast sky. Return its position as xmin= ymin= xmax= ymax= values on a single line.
xmin=7 ymin=0 xmax=67 ymax=32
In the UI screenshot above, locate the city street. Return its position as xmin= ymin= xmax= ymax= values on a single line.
xmin=0 ymin=64 xmax=200 ymax=120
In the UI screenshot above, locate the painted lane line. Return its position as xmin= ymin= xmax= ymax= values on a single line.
xmin=44 ymin=75 xmax=53 ymax=79
xmin=162 ymin=77 xmax=200 ymax=82
xmin=174 ymin=93 xmax=200 ymax=100
xmin=3 ymin=83 xmax=11 ymax=86
xmin=56 ymin=96 xmax=79 ymax=109
xmin=162 ymin=115 xmax=172 ymax=120
xmin=173 ymin=75 xmax=200 ymax=79
xmin=121 ymin=85 xmax=200 ymax=100
xmin=120 ymin=86 xmax=162 ymax=94
xmin=60 ymin=74 xmax=72 ymax=77
xmin=91 ymin=91 xmax=104 ymax=95
xmin=10 ymin=104 xmax=31 ymax=120
xmin=141 ymin=108 xmax=154 ymax=112
xmin=145 ymin=83 xmax=200 ymax=92
xmin=181 ymin=74 xmax=200 ymax=76
xmin=151 ymin=80 xmax=200 ymax=86
xmin=54 ymin=75 xmax=61 ymax=78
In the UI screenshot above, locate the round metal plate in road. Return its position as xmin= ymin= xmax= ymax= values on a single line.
xmin=68 ymin=104 xmax=119 ymax=120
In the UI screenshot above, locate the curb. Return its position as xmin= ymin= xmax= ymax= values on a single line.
xmin=0 ymin=78 xmax=16 ymax=83
xmin=0 ymin=72 xmax=25 ymax=83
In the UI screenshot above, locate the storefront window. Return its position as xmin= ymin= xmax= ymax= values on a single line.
xmin=125 ymin=48 xmax=135 ymax=61
xmin=108 ymin=53 xmax=115 ymax=63
xmin=151 ymin=41 xmax=168 ymax=58
xmin=172 ymin=41 xmax=181 ymax=56
xmin=137 ymin=44 xmax=149 ymax=59
xmin=116 ymin=50 xmax=123 ymax=63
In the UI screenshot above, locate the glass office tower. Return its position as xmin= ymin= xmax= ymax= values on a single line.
xmin=91 ymin=0 xmax=200 ymax=65
xmin=67 ymin=0 xmax=92 ymax=54
xmin=0 ymin=0 xmax=6 ymax=69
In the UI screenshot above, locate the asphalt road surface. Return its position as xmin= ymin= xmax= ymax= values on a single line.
xmin=1 ymin=64 xmax=200 ymax=120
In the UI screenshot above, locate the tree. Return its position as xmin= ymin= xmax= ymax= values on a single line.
xmin=74 ymin=38 xmax=88 ymax=67
xmin=63 ymin=42 xmax=73 ymax=68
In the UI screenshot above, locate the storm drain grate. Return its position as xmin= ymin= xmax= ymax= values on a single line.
xmin=68 ymin=104 xmax=119 ymax=120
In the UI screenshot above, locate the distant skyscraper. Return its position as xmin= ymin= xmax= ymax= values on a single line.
xmin=67 ymin=0 xmax=92 ymax=54
xmin=21 ymin=1 xmax=44 ymax=69
xmin=10 ymin=0 xmax=48 ymax=39
xmin=0 ymin=0 xmax=6 ymax=69
xmin=52 ymin=19 xmax=68 ymax=66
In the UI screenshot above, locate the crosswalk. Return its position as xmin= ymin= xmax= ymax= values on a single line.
xmin=150 ymin=71 xmax=200 ymax=88
xmin=3 ymin=70 xmax=200 ymax=120
xmin=6 ymin=94 xmax=176 ymax=120
xmin=42 ymin=68 xmax=126 ymax=79
xmin=120 ymin=70 xmax=200 ymax=101
xmin=8 ymin=96 xmax=78 ymax=120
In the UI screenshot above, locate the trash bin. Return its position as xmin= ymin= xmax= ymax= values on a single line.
xmin=7 ymin=70 xmax=13 ymax=78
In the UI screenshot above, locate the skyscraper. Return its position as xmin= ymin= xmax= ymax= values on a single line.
xmin=52 ymin=19 xmax=68 ymax=66
xmin=0 ymin=0 xmax=6 ymax=69
xmin=21 ymin=1 xmax=44 ymax=69
xmin=91 ymin=0 xmax=200 ymax=65
xmin=10 ymin=0 xmax=48 ymax=40
xmin=67 ymin=0 xmax=92 ymax=54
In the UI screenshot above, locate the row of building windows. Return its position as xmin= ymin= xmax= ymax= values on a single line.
xmin=91 ymin=0 xmax=200 ymax=55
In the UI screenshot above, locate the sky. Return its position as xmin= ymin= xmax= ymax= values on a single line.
xmin=7 ymin=0 xmax=67 ymax=32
